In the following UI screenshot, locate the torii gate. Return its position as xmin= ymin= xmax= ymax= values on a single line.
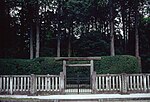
xmin=55 ymin=57 xmax=101 ymax=77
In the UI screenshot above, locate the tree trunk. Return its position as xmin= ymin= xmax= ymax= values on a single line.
xmin=120 ymin=1 xmax=126 ymax=53
xmin=35 ymin=2 xmax=40 ymax=58
xmin=0 ymin=0 xmax=6 ymax=57
xmin=135 ymin=4 xmax=139 ymax=58
xmin=68 ymin=28 xmax=71 ymax=57
xmin=57 ymin=0 xmax=62 ymax=57
xmin=110 ymin=0 xmax=115 ymax=56
xmin=135 ymin=1 xmax=141 ymax=72
xmin=35 ymin=21 xmax=40 ymax=58
xmin=57 ymin=35 xmax=61 ymax=57
xmin=30 ymin=25 xmax=34 ymax=59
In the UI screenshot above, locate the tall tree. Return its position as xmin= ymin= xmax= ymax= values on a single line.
xmin=110 ymin=0 xmax=115 ymax=56
xmin=35 ymin=0 xmax=40 ymax=58
xmin=57 ymin=0 xmax=62 ymax=57
xmin=29 ymin=25 xmax=34 ymax=59
xmin=135 ymin=0 xmax=141 ymax=72
xmin=135 ymin=1 xmax=140 ymax=57
xmin=24 ymin=0 xmax=35 ymax=59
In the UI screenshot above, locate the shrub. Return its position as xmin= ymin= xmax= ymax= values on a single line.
xmin=0 ymin=59 xmax=30 ymax=75
xmin=0 ymin=55 xmax=140 ymax=75
xmin=0 ymin=57 xmax=62 ymax=75
xmin=95 ymin=55 xmax=140 ymax=74
xmin=141 ymin=56 xmax=150 ymax=73
xmin=30 ymin=57 xmax=62 ymax=75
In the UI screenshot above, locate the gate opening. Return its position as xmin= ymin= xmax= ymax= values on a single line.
xmin=55 ymin=57 xmax=101 ymax=94
xmin=66 ymin=66 xmax=91 ymax=94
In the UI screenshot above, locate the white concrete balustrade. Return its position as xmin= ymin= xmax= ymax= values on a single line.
xmin=0 ymin=73 xmax=150 ymax=95
xmin=0 ymin=73 xmax=64 ymax=95
xmin=94 ymin=73 xmax=150 ymax=93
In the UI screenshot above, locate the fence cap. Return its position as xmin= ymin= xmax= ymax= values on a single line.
xmin=55 ymin=57 xmax=101 ymax=61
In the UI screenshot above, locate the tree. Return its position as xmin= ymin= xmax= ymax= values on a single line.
xmin=35 ymin=0 xmax=40 ymax=58
xmin=0 ymin=0 xmax=12 ymax=58
xmin=110 ymin=0 xmax=115 ymax=56
xmin=135 ymin=0 xmax=140 ymax=58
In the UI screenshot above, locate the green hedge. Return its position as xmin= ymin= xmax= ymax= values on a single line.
xmin=0 ymin=57 xmax=62 ymax=75
xmin=0 ymin=55 xmax=140 ymax=75
xmin=95 ymin=55 xmax=140 ymax=74
xmin=141 ymin=56 xmax=150 ymax=73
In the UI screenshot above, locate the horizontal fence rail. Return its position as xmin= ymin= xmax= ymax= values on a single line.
xmin=96 ymin=74 xmax=122 ymax=92
xmin=93 ymin=73 xmax=150 ymax=94
xmin=0 ymin=75 xmax=30 ymax=94
xmin=126 ymin=74 xmax=150 ymax=92
xmin=36 ymin=75 xmax=60 ymax=92
xmin=0 ymin=72 xmax=64 ymax=95
xmin=0 ymin=73 xmax=150 ymax=95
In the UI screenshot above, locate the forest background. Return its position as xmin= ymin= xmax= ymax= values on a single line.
xmin=0 ymin=0 xmax=149 ymax=73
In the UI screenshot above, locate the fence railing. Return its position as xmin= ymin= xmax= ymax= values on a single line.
xmin=92 ymin=72 xmax=150 ymax=94
xmin=1 ymin=72 xmax=150 ymax=95
xmin=0 ymin=72 xmax=64 ymax=95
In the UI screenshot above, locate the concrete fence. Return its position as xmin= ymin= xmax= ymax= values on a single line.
xmin=0 ymin=72 xmax=64 ymax=95
xmin=0 ymin=72 xmax=150 ymax=95
xmin=92 ymin=72 xmax=150 ymax=94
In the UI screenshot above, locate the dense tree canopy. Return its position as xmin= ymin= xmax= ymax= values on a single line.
xmin=0 ymin=0 xmax=149 ymax=61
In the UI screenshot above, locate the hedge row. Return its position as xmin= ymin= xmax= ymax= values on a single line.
xmin=95 ymin=55 xmax=140 ymax=74
xmin=0 ymin=57 xmax=62 ymax=75
xmin=0 ymin=55 xmax=140 ymax=75
xmin=141 ymin=56 xmax=150 ymax=73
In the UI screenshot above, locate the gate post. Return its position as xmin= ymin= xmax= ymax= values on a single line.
xmin=90 ymin=60 xmax=94 ymax=76
xmin=63 ymin=60 xmax=66 ymax=77
xmin=0 ymin=76 xmax=2 ymax=93
xmin=60 ymin=72 xmax=65 ymax=94
xmin=92 ymin=71 xmax=97 ymax=93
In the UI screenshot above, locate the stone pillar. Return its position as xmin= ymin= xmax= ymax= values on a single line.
xmin=143 ymin=74 xmax=147 ymax=92
xmin=30 ymin=74 xmax=37 ymax=95
xmin=92 ymin=71 xmax=96 ymax=93
xmin=60 ymin=72 xmax=65 ymax=94
xmin=10 ymin=76 xmax=13 ymax=95
xmin=121 ymin=73 xmax=127 ymax=94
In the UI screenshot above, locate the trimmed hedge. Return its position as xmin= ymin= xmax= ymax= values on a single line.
xmin=95 ymin=55 xmax=140 ymax=74
xmin=141 ymin=56 xmax=150 ymax=73
xmin=0 ymin=57 xmax=62 ymax=75
xmin=0 ymin=55 xmax=140 ymax=75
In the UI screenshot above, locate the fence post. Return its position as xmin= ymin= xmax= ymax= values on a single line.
xmin=10 ymin=76 xmax=13 ymax=95
xmin=92 ymin=71 xmax=96 ymax=93
xmin=60 ymin=72 xmax=65 ymax=94
xmin=121 ymin=73 xmax=127 ymax=94
xmin=63 ymin=60 xmax=66 ymax=78
xmin=106 ymin=74 xmax=110 ymax=91
xmin=90 ymin=60 xmax=94 ymax=76
xmin=30 ymin=74 xmax=37 ymax=95
xmin=143 ymin=74 xmax=147 ymax=92
xmin=0 ymin=76 xmax=2 ymax=93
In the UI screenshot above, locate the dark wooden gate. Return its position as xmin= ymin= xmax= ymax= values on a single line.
xmin=54 ymin=57 xmax=101 ymax=94
xmin=65 ymin=72 xmax=91 ymax=94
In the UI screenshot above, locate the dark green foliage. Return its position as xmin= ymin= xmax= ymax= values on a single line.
xmin=141 ymin=56 xmax=150 ymax=73
xmin=73 ymin=31 xmax=110 ymax=56
xmin=95 ymin=55 xmax=140 ymax=74
xmin=30 ymin=57 xmax=62 ymax=75
xmin=139 ymin=17 xmax=150 ymax=56
xmin=0 ymin=59 xmax=31 ymax=75
xmin=0 ymin=56 xmax=140 ymax=75
xmin=0 ymin=58 xmax=62 ymax=75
